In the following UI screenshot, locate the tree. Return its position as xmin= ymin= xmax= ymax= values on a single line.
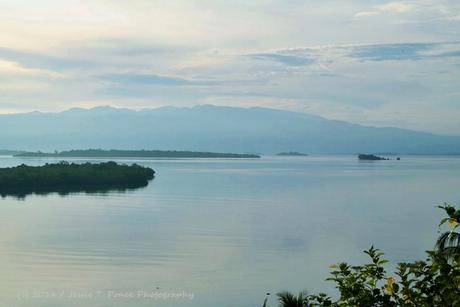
xmin=276 ymin=291 xmax=309 ymax=307
xmin=436 ymin=203 xmax=460 ymax=258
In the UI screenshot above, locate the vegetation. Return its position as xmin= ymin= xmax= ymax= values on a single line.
xmin=277 ymin=152 xmax=309 ymax=157
xmin=269 ymin=204 xmax=460 ymax=306
xmin=358 ymin=154 xmax=389 ymax=161
xmin=15 ymin=149 xmax=260 ymax=159
xmin=0 ymin=161 xmax=155 ymax=198
xmin=276 ymin=291 xmax=309 ymax=307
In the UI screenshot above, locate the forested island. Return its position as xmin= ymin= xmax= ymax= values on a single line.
xmin=0 ymin=161 xmax=155 ymax=197
xmin=0 ymin=150 xmax=24 ymax=156
xmin=358 ymin=154 xmax=389 ymax=160
xmin=15 ymin=149 xmax=260 ymax=159
xmin=276 ymin=151 xmax=309 ymax=156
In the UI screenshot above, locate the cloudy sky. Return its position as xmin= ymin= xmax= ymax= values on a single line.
xmin=1 ymin=0 xmax=459 ymax=134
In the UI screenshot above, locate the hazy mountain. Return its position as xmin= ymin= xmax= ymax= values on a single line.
xmin=1 ymin=105 xmax=459 ymax=154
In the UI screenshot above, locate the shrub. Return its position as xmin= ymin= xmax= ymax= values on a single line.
xmin=272 ymin=204 xmax=460 ymax=307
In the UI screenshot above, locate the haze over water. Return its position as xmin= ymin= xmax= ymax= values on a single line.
xmin=0 ymin=155 xmax=459 ymax=307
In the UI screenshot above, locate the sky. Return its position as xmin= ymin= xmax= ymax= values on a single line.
xmin=0 ymin=0 xmax=459 ymax=134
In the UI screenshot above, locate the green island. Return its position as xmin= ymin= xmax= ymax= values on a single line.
xmin=358 ymin=154 xmax=390 ymax=161
xmin=0 ymin=161 xmax=155 ymax=198
xmin=0 ymin=149 xmax=24 ymax=156
xmin=14 ymin=149 xmax=260 ymax=159
xmin=277 ymin=151 xmax=309 ymax=156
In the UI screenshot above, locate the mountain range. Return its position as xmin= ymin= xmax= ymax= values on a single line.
xmin=1 ymin=105 xmax=459 ymax=154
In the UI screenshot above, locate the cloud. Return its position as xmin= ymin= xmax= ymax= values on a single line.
xmin=435 ymin=50 xmax=460 ymax=58
xmin=349 ymin=43 xmax=434 ymax=61
xmin=355 ymin=1 xmax=414 ymax=18
xmin=0 ymin=47 xmax=94 ymax=71
xmin=446 ymin=15 xmax=460 ymax=21
xmin=0 ymin=59 xmax=64 ymax=78
xmin=354 ymin=11 xmax=379 ymax=17
xmin=101 ymin=73 xmax=198 ymax=86
xmin=348 ymin=42 xmax=460 ymax=62
xmin=249 ymin=53 xmax=314 ymax=66
xmin=376 ymin=2 xmax=413 ymax=13
xmin=246 ymin=42 xmax=460 ymax=65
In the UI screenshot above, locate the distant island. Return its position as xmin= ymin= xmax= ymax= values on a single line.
xmin=0 ymin=150 xmax=24 ymax=156
xmin=374 ymin=152 xmax=399 ymax=156
xmin=0 ymin=161 xmax=155 ymax=198
xmin=358 ymin=154 xmax=389 ymax=161
xmin=14 ymin=149 xmax=260 ymax=159
xmin=276 ymin=151 xmax=309 ymax=156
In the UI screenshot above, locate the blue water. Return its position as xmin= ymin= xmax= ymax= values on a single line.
xmin=0 ymin=155 xmax=459 ymax=306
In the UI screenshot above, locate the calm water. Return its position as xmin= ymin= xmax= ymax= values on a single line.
xmin=0 ymin=155 xmax=459 ymax=306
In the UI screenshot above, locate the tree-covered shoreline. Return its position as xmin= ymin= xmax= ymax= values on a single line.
xmin=276 ymin=152 xmax=309 ymax=156
xmin=15 ymin=149 xmax=260 ymax=159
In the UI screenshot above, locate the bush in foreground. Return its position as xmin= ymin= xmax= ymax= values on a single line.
xmin=269 ymin=204 xmax=460 ymax=307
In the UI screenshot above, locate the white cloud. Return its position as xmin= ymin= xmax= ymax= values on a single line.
xmin=446 ymin=15 xmax=460 ymax=21
xmin=376 ymin=2 xmax=414 ymax=13
xmin=355 ymin=1 xmax=414 ymax=18
xmin=0 ymin=59 xmax=65 ymax=78
xmin=355 ymin=11 xmax=379 ymax=17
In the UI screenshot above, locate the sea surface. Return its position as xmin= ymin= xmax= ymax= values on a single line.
xmin=0 ymin=155 xmax=459 ymax=307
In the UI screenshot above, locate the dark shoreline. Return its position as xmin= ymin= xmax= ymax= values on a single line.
xmin=15 ymin=149 xmax=260 ymax=159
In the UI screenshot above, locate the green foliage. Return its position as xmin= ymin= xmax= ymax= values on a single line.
xmin=319 ymin=246 xmax=395 ymax=307
xmin=0 ymin=161 xmax=155 ymax=197
xmin=276 ymin=291 xmax=309 ymax=307
xmin=268 ymin=204 xmax=460 ymax=307
xmin=436 ymin=203 xmax=460 ymax=258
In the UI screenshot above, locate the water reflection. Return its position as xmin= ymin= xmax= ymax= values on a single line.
xmin=0 ymin=156 xmax=459 ymax=307
xmin=0 ymin=181 xmax=152 ymax=199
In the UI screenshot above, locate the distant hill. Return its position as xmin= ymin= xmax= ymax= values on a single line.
xmin=1 ymin=105 xmax=459 ymax=154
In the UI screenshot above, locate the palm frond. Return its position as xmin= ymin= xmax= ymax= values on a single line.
xmin=276 ymin=291 xmax=309 ymax=307
xmin=262 ymin=296 xmax=268 ymax=307
xmin=436 ymin=231 xmax=460 ymax=251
